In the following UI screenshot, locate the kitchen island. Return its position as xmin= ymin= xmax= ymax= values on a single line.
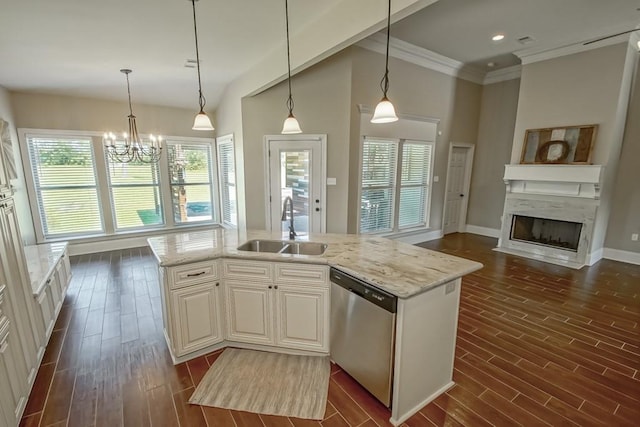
xmin=148 ymin=228 xmax=482 ymax=426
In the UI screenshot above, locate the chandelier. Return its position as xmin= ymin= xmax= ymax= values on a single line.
xmin=103 ymin=69 xmax=163 ymax=163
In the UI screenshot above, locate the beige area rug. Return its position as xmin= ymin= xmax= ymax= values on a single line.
xmin=189 ymin=348 xmax=330 ymax=420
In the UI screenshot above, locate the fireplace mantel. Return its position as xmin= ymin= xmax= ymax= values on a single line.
xmin=503 ymin=164 xmax=604 ymax=199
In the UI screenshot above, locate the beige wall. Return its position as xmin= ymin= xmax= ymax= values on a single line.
xmin=348 ymin=47 xmax=482 ymax=233
xmin=10 ymin=92 xmax=211 ymax=138
xmin=467 ymin=78 xmax=520 ymax=230
xmin=605 ymin=55 xmax=640 ymax=253
xmin=510 ymin=43 xmax=635 ymax=255
xmin=240 ymin=50 xmax=353 ymax=233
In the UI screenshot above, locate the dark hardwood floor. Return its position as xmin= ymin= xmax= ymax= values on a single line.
xmin=20 ymin=233 xmax=639 ymax=427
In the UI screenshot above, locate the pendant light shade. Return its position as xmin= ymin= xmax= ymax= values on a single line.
xmin=190 ymin=0 xmax=214 ymax=131
xmin=282 ymin=114 xmax=302 ymax=134
xmin=281 ymin=0 xmax=302 ymax=134
xmin=371 ymin=0 xmax=398 ymax=124
xmin=193 ymin=111 xmax=214 ymax=130
xmin=371 ymin=96 xmax=398 ymax=123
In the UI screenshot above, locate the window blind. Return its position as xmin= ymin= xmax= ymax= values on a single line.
xmin=398 ymin=142 xmax=432 ymax=229
xmin=26 ymin=137 xmax=103 ymax=237
xmin=106 ymin=157 xmax=163 ymax=229
xmin=217 ymin=138 xmax=237 ymax=227
xmin=360 ymin=139 xmax=397 ymax=233
xmin=167 ymin=143 xmax=214 ymax=224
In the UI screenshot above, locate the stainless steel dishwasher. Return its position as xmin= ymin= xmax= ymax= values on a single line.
xmin=330 ymin=267 xmax=397 ymax=407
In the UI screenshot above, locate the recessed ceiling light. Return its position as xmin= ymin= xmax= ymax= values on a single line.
xmin=487 ymin=62 xmax=496 ymax=68
xmin=492 ymin=34 xmax=505 ymax=42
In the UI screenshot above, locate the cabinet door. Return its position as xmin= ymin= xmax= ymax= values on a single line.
xmin=171 ymin=282 xmax=223 ymax=357
xmin=275 ymin=284 xmax=329 ymax=352
xmin=36 ymin=289 xmax=55 ymax=338
xmin=224 ymin=280 xmax=275 ymax=345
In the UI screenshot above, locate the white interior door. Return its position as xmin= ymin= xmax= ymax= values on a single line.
xmin=443 ymin=144 xmax=474 ymax=234
xmin=265 ymin=135 xmax=326 ymax=235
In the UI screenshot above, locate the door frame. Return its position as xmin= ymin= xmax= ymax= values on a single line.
xmin=263 ymin=134 xmax=327 ymax=233
xmin=442 ymin=142 xmax=475 ymax=234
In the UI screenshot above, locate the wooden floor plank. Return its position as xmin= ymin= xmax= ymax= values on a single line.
xmin=20 ymin=236 xmax=640 ymax=426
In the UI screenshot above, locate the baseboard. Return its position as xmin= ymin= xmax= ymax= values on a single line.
xmin=69 ymin=235 xmax=150 ymax=256
xmin=390 ymin=229 xmax=444 ymax=244
xmin=464 ymin=224 xmax=501 ymax=238
xmin=586 ymin=248 xmax=604 ymax=266
xmin=603 ymin=248 xmax=640 ymax=266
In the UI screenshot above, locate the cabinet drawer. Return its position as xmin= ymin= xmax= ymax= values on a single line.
xmin=223 ymin=260 xmax=272 ymax=280
xmin=169 ymin=261 xmax=218 ymax=289
xmin=275 ymin=263 xmax=328 ymax=286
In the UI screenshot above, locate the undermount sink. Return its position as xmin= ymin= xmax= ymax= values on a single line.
xmin=237 ymin=239 xmax=327 ymax=256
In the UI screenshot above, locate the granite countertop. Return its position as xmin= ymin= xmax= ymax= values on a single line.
xmin=24 ymin=242 xmax=68 ymax=296
xmin=147 ymin=229 xmax=482 ymax=299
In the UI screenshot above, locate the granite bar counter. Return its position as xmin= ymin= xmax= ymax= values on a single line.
xmin=147 ymin=228 xmax=481 ymax=298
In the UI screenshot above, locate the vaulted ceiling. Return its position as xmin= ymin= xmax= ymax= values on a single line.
xmin=1 ymin=0 xmax=638 ymax=110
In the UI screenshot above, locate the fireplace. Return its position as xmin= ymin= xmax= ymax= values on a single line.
xmin=511 ymin=215 xmax=582 ymax=252
xmin=496 ymin=164 xmax=603 ymax=268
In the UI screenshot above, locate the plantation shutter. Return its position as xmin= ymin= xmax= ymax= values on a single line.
xmin=360 ymin=139 xmax=397 ymax=233
xmin=26 ymin=136 xmax=103 ymax=237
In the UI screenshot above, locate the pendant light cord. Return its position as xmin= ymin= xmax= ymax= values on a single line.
xmin=192 ymin=0 xmax=207 ymax=113
xmin=285 ymin=0 xmax=294 ymax=115
xmin=380 ymin=0 xmax=392 ymax=97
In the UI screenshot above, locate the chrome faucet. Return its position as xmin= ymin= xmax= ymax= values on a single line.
xmin=281 ymin=196 xmax=297 ymax=240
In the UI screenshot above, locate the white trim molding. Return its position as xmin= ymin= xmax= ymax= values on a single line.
xmin=389 ymin=228 xmax=444 ymax=245
xmin=357 ymin=33 xmax=485 ymax=84
xmin=465 ymin=225 xmax=501 ymax=238
xmin=483 ymin=65 xmax=522 ymax=85
xmin=603 ymin=248 xmax=640 ymax=266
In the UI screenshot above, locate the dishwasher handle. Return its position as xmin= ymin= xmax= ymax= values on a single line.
xmin=330 ymin=268 xmax=397 ymax=313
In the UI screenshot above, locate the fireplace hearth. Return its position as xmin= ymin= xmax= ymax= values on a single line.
xmin=511 ymin=215 xmax=582 ymax=252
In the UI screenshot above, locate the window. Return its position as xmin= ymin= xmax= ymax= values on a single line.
xmin=216 ymin=135 xmax=237 ymax=227
xmin=359 ymin=138 xmax=434 ymax=234
xmin=25 ymin=136 xmax=103 ymax=238
xmin=167 ymin=142 xmax=215 ymax=224
xmin=106 ymin=157 xmax=163 ymax=230
xmin=20 ymin=129 xmax=219 ymax=242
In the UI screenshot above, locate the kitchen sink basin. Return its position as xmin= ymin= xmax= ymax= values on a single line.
xmin=237 ymin=239 xmax=327 ymax=256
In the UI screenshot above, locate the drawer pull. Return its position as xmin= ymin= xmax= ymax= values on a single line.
xmin=46 ymin=278 xmax=52 ymax=285
xmin=186 ymin=271 xmax=206 ymax=277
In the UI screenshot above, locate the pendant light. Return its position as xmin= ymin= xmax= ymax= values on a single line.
xmin=103 ymin=69 xmax=163 ymax=164
xmin=281 ymin=0 xmax=302 ymax=134
xmin=371 ymin=0 xmax=399 ymax=123
xmin=190 ymin=0 xmax=214 ymax=131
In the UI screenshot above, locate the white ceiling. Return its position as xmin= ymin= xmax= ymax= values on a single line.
xmin=1 ymin=0 xmax=638 ymax=110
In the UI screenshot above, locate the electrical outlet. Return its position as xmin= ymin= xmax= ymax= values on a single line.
xmin=632 ymin=233 xmax=639 ymax=241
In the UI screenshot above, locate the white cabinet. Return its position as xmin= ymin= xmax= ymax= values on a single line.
xmin=224 ymin=280 xmax=275 ymax=345
xmin=222 ymin=260 xmax=329 ymax=353
xmin=171 ymin=282 xmax=223 ymax=356
xmin=275 ymin=284 xmax=329 ymax=352
xmin=161 ymin=261 xmax=223 ymax=360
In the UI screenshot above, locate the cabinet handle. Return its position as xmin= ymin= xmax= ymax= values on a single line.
xmin=215 ymin=282 xmax=220 ymax=287
xmin=186 ymin=271 xmax=206 ymax=277
xmin=46 ymin=278 xmax=52 ymax=285
xmin=274 ymin=285 xmax=278 ymax=290
xmin=268 ymin=285 xmax=273 ymax=289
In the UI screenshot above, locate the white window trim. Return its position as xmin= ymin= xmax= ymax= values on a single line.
xmin=357 ymin=136 xmax=436 ymax=236
xmin=18 ymin=128 xmax=217 ymax=243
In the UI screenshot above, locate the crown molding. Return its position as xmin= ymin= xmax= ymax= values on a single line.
xmin=483 ymin=65 xmax=522 ymax=85
xmin=357 ymin=33 xmax=486 ymax=85
xmin=515 ymin=25 xmax=640 ymax=65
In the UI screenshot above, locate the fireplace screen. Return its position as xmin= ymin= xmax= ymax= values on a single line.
xmin=510 ymin=215 xmax=582 ymax=252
